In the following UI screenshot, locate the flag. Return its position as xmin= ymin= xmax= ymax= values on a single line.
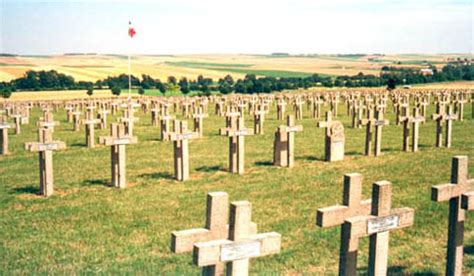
xmin=128 ymin=21 xmax=136 ymax=38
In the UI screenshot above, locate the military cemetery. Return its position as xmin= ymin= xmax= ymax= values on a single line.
xmin=0 ymin=0 xmax=473 ymax=274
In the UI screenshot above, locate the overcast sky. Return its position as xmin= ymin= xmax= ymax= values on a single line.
xmin=1 ymin=0 xmax=472 ymax=55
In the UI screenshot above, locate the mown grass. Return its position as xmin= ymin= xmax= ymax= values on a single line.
xmin=0 ymin=98 xmax=473 ymax=274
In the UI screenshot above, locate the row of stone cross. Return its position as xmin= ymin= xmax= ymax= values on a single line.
xmin=169 ymin=156 xmax=473 ymax=275
xmin=0 ymin=90 xmax=471 ymax=196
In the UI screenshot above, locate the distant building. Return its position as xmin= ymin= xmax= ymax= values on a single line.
xmin=420 ymin=68 xmax=434 ymax=76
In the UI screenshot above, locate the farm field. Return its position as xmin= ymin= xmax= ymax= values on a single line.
xmin=0 ymin=96 xmax=473 ymax=274
xmin=1 ymin=53 xmax=471 ymax=82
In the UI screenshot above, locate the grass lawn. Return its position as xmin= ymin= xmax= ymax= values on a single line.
xmin=0 ymin=97 xmax=473 ymax=274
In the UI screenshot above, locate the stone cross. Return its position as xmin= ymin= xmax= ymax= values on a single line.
xmin=11 ymin=111 xmax=23 ymax=135
xmin=219 ymin=109 xmax=240 ymax=136
xmin=395 ymin=102 xmax=409 ymax=126
xmin=25 ymin=128 xmax=67 ymax=197
xmin=312 ymin=96 xmax=324 ymax=119
xmin=82 ymin=110 xmax=100 ymax=148
xmin=330 ymin=95 xmax=340 ymax=117
xmin=316 ymin=173 xmax=371 ymax=275
xmin=160 ymin=114 xmax=174 ymax=141
xmin=317 ymin=111 xmax=345 ymax=162
xmin=273 ymin=115 xmax=303 ymax=167
xmin=99 ymin=123 xmax=138 ymax=188
xmin=171 ymin=192 xmax=257 ymax=274
xmin=352 ymin=101 xmax=365 ymax=129
xmin=72 ymin=107 xmax=82 ymax=132
xmin=345 ymin=181 xmax=415 ymax=275
xmin=276 ymin=99 xmax=286 ymax=120
xmin=454 ymin=95 xmax=467 ymax=121
xmin=37 ymin=111 xmax=60 ymax=132
xmin=150 ymin=104 xmax=160 ymax=126
xmin=119 ymin=107 xmax=139 ymax=136
xmin=65 ymin=105 xmax=74 ymax=123
xmin=168 ymin=120 xmax=198 ymax=181
xmin=432 ymin=104 xmax=458 ymax=148
xmin=192 ymin=107 xmax=208 ymax=138
xmin=359 ymin=109 xmax=389 ymax=156
xmin=252 ymin=104 xmax=266 ymax=135
xmin=431 ymin=156 xmax=474 ymax=275
xmin=294 ymin=97 xmax=304 ymax=120
xmin=409 ymin=107 xmax=425 ymax=152
xmin=193 ymin=200 xmax=281 ymax=276
xmin=416 ymin=96 xmax=430 ymax=120
xmin=0 ymin=116 xmax=11 ymax=155
xmin=97 ymin=108 xmax=110 ymax=130
xmin=223 ymin=117 xmax=254 ymax=174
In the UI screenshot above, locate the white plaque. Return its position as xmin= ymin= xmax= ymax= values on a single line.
xmin=114 ymin=138 xmax=131 ymax=145
xmin=374 ymin=120 xmax=386 ymax=126
xmin=367 ymin=215 xmax=400 ymax=234
xmin=0 ymin=124 xmax=10 ymax=129
xmin=286 ymin=126 xmax=300 ymax=132
xmin=42 ymin=122 xmax=56 ymax=127
xmin=38 ymin=143 xmax=59 ymax=151
xmin=220 ymin=241 xmax=261 ymax=262
xmin=235 ymin=129 xmax=249 ymax=136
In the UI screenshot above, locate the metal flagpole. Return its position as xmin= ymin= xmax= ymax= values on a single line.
xmin=128 ymin=20 xmax=132 ymax=99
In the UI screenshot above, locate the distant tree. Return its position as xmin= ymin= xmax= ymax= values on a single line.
xmin=86 ymin=87 xmax=93 ymax=96
xmin=155 ymin=81 xmax=166 ymax=94
xmin=138 ymin=87 xmax=145 ymax=95
xmin=167 ymin=76 xmax=177 ymax=85
xmin=386 ymin=78 xmax=397 ymax=90
xmin=111 ymin=86 xmax=121 ymax=96
xmin=178 ymin=77 xmax=190 ymax=94
xmin=1 ymin=87 xmax=12 ymax=99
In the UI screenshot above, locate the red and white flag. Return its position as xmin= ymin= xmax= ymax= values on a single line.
xmin=128 ymin=21 xmax=136 ymax=38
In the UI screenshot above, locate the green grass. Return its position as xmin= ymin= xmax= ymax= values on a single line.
xmin=0 ymin=98 xmax=473 ymax=274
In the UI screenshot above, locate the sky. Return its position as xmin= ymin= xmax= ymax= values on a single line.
xmin=1 ymin=0 xmax=472 ymax=55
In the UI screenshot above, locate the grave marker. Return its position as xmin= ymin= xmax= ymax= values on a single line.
xmin=317 ymin=111 xmax=345 ymax=162
xmin=273 ymin=115 xmax=303 ymax=167
xmin=25 ymin=128 xmax=66 ymax=197
xmin=431 ymin=156 xmax=474 ymax=275
xmin=168 ymin=121 xmax=198 ymax=181
xmin=223 ymin=117 xmax=254 ymax=174
xmin=99 ymin=123 xmax=137 ymax=188
xmin=0 ymin=116 xmax=11 ymax=155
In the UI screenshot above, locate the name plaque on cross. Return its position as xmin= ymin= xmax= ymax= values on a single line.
xmin=220 ymin=240 xmax=261 ymax=262
xmin=38 ymin=143 xmax=59 ymax=151
xmin=285 ymin=126 xmax=300 ymax=132
xmin=412 ymin=117 xmax=424 ymax=122
xmin=445 ymin=115 xmax=457 ymax=120
xmin=114 ymin=138 xmax=132 ymax=145
xmin=84 ymin=120 xmax=96 ymax=124
xmin=367 ymin=214 xmax=400 ymax=234
xmin=235 ymin=129 xmax=249 ymax=136
xmin=181 ymin=133 xmax=194 ymax=139
xmin=375 ymin=120 xmax=386 ymax=126
xmin=0 ymin=123 xmax=10 ymax=129
xmin=41 ymin=122 xmax=56 ymax=127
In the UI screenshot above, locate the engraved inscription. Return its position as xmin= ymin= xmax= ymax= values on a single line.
xmin=220 ymin=241 xmax=261 ymax=262
xmin=367 ymin=215 xmax=400 ymax=234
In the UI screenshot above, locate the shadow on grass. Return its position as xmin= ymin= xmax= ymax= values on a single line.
xmin=254 ymin=161 xmax=273 ymax=167
xmin=358 ymin=266 xmax=437 ymax=275
xmin=139 ymin=172 xmax=174 ymax=180
xmin=82 ymin=179 xmax=109 ymax=187
xmin=71 ymin=143 xmax=86 ymax=148
xmin=296 ymin=155 xmax=323 ymax=162
xmin=196 ymin=165 xmax=223 ymax=172
xmin=381 ymin=146 xmax=399 ymax=152
xmin=346 ymin=151 xmax=361 ymax=156
xmin=12 ymin=186 xmax=39 ymax=195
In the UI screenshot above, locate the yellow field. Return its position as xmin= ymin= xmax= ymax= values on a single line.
xmin=1 ymin=53 xmax=470 ymax=82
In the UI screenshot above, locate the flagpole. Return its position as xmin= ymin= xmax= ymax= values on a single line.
xmin=128 ymin=20 xmax=132 ymax=99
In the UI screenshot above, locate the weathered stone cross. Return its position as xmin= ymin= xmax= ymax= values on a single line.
xmin=273 ymin=115 xmax=303 ymax=167
xmin=193 ymin=200 xmax=281 ymax=276
xmin=37 ymin=110 xmax=60 ymax=132
xmin=345 ymin=181 xmax=414 ymax=275
xmin=25 ymin=128 xmax=67 ymax=197
xmin=431 ymin=156 xmax=474 ymax=275
xmin=359 ymin=109 xmax=389 ymax=156
xmin=82 ymin=110 xmax=100 ymax=148
xmin=223 ymin=117 xmax=254 ymax=174
xmin=317 ymin=111 xmax=345 ymax=162
xmin=171 ymin=192 xmax=257 ymax=274
xmin=316 ymin=173 xmax=371 ymax=275
xmin=432 ymin=104 xmax=458 ymax=148
xmin=168 ymin=120 xmax=198 ymax=181
xmin=0 ymin=116 xmax=11 ymax=155
xmin=99 ymin=123 xmax=138 ymax=188
xmin=252 ymin=104 xmax=266 ymax=135
xmin=192 ymin=107 xmax=208 ymax=138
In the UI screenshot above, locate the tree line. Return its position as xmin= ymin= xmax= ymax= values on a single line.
xmin=1 ymin=61 xmax=472 ymax=98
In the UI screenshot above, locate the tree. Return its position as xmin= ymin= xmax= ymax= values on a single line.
xmin=386 ymin=78 xmax=397 ymax=90
xmin=138 ymin=87 xmax=145 ymax=95
xmin=86 ymin=87 xmax=93 ymax=97
xmin=167 ymin=76 xmax=177 ymax=85
xmin=1 ymin=87 xmax=12 ymax=99
xmin=178 ymin=77 xmax=190 ymax=95
xmin=111 ymin=86 xmax=121 ymax=96
xmin=156 ymin=81 xmax=166 ymax=94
